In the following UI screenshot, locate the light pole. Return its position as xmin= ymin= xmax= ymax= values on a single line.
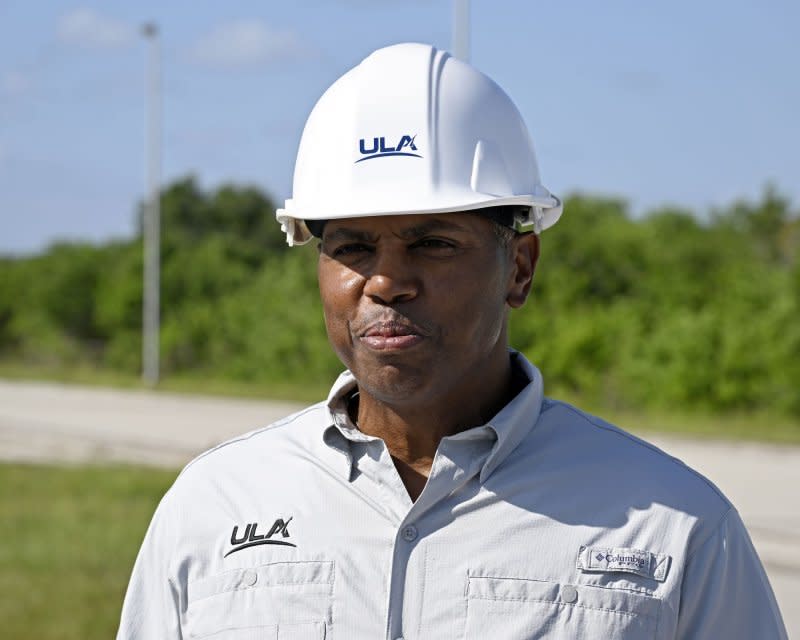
xmin=452 ymin=0 xmax=470 ymax=61
xmin=141 ymin=22 xmax=161 ymax=386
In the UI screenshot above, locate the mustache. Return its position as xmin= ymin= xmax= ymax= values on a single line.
xmin=353 ymin=311 xmax=434 ymax=338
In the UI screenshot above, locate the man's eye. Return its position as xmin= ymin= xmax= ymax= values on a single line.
xmin=332 ymin=243 xmax=371 ymax=257
xmin=413 ymin=238 xmax=456 ymax=250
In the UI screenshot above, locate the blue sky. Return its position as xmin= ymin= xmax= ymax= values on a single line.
xmin=1 ymin=0 xmax=797 ymax=255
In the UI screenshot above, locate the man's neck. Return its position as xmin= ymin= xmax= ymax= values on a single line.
xmin=352 ymin=353 xmax=523 ymax=500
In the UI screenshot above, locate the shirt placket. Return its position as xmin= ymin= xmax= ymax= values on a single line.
xmin=328 ymin=408 xmax=498 ymax=639
xmin=373 ymin=436 xmax=493 ymax=640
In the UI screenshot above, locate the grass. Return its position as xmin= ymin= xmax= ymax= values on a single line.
xmin=0 ymin=360 xmax=329 ymax=404
xmin=0 ymin=463 xmax=178 ymax=640
xmin=597 ymin=406 xmax=800 ymax=444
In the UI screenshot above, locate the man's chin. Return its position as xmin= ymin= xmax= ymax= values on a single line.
xmin=352 ymin=363 xmax=436 ymax=404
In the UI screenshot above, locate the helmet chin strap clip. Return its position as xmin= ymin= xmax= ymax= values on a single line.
xmin=512 ymin=196 xmax=564 ymax=235
xmin=513 ymin=207 xmax=544 ymax=235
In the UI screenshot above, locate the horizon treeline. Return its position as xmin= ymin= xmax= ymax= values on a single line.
xmin=1 ymin=176 xmax=798 ymax=416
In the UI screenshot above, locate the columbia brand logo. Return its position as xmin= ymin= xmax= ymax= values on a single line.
xmin=356 ymin=135 xmax=421 ymax=163
xmin=595 ymin=553 xmax=649 ymax=568
xmin=225 ymin=518 xmax=295 ymax=557
xmin=604 ymin=553 xmax=647 ymax=568
xmin=579 ymin=545 xmax=670 ymax=582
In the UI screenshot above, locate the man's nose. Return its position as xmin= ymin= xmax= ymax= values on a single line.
xmin=362 ymin=250 xmax=420 ymax=305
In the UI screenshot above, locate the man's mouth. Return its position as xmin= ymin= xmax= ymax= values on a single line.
xmin=358 ymin=320 xmax=426 ymax=351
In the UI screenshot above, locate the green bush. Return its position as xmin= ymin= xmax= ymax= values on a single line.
xmin=2 ymin=179 xmax=797 ymax=419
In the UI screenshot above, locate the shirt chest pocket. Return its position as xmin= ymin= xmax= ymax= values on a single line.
xmin=185 ymin=561 xmax=333 ymax=639
xmin=465 ymin=575 xmax=661 ymax=640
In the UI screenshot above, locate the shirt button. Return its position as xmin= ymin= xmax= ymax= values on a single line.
xmin=242 ymin=569 xmax=258 ymax=587
xmin=401 ymin=525 xmax=418 ymax=542
xmin=561 ymin=584 xmax=578 ymax=603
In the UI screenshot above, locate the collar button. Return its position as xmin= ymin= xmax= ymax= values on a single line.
xmin=401 ymin=524 xmax=418 ymax=542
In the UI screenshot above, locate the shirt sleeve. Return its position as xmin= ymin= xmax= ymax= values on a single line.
xmin=676 ymin=507 xmax=787 ymax=639
xmin=116 ymin=491 xmax=183 ymax=640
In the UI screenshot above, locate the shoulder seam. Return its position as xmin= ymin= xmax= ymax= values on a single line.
xmin=685 ymin=506 xmax=735 ymax=563
xmin=177 ymin=402 xmax=326 ymax=477
xmin=546 ymin=399 xmax=731 ymax=506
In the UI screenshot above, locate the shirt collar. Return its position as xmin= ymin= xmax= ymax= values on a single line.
xmin=321 ymin=351 xmax=544 ymax=482
xmin=479 ymin=352 xmax=544 ymax=481
xmin=325 ymin=369 xmax=373 ymax=442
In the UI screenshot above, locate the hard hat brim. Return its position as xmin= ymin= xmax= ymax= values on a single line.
xmin=277 ymin=192 xmax=562 ymax=246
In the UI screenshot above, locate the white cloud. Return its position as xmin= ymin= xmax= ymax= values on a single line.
xmin=1 ymin=70 xmax=29 ymax=96
xmin=189 ymin=20 xmax=306 ymax=69
xmin=57 ymin=8 xmax=134 ymax=48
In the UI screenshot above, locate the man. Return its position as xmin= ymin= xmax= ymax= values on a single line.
xmin=118 ymin=43 xmax=787 ymax=639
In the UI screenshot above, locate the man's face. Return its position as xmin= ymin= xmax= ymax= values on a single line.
xmin=317 ymin=212 xmax=537 ymax=407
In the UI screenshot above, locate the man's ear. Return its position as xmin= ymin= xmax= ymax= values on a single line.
xmin=507 ymin=233 xmax=540 ymax=308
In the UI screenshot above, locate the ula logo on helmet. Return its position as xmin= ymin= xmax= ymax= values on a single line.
xmin=356 ymin=135 xmax=421 ymax=163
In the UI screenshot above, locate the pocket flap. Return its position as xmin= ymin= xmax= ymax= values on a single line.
xmin=188 ymin=561 xmax=334 ymax=604
xmin=186 ymin=562 xmax=333 ymax=638
xmin=467 ymin=574 xmax=660 ymax=622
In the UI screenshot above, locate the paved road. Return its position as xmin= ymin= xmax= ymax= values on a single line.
xmin=1 ymin=379 xmax=797 ymax=634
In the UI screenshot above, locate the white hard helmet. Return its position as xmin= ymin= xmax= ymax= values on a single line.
xmin=276 ymin=42 xmax=562 ymax=246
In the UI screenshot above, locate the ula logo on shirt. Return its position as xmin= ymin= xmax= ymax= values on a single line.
xmin=224 ymin=517 xmax=295 ymax=557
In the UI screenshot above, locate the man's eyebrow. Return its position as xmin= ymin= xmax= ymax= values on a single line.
xmin=323 ymin=228 xmax=375 ymax=243
xmin=323 ymin=217 xmax=471 ymax=243
xmin=398 ymin=218 xmax=470 ymax=239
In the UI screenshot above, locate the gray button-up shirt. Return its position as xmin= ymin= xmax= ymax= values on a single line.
xmin=117 ymin=354 xmax=787 ymax=639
